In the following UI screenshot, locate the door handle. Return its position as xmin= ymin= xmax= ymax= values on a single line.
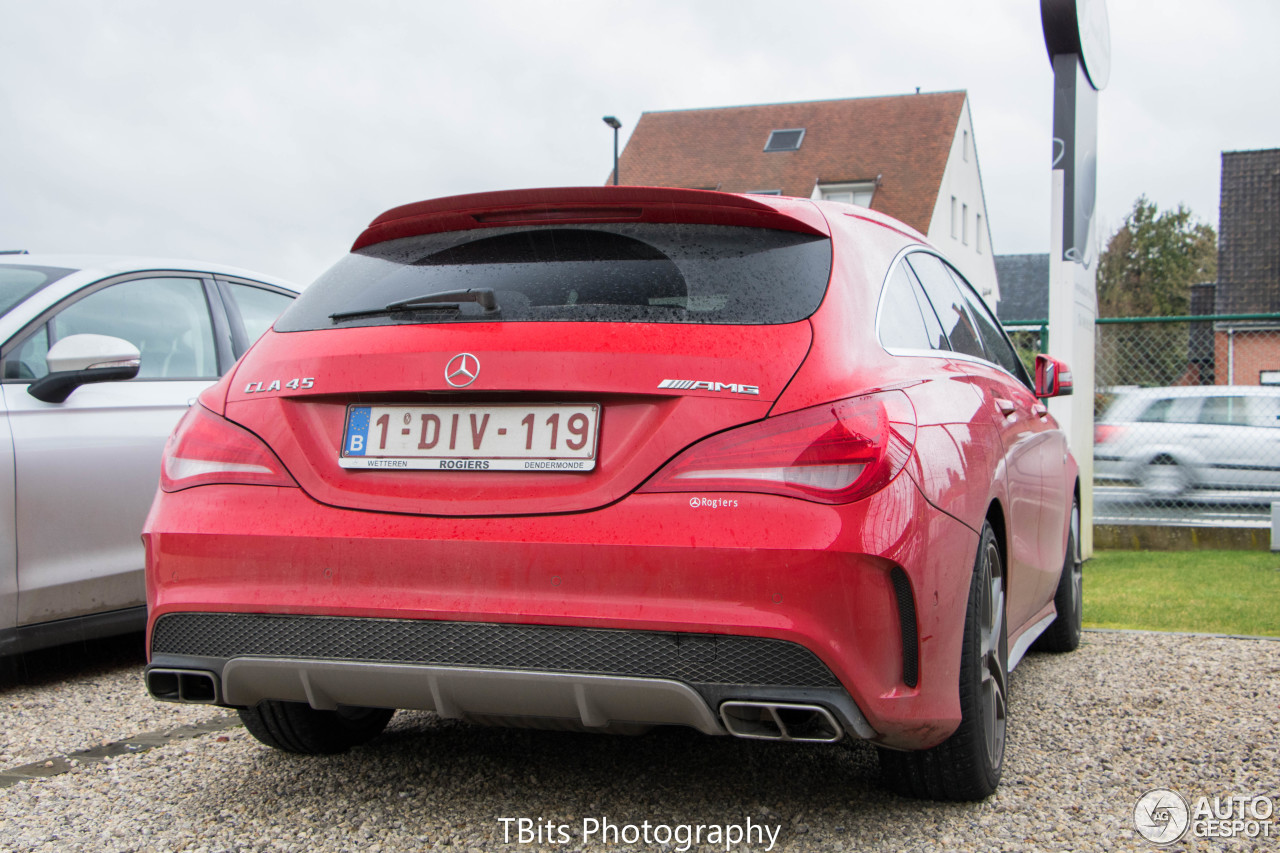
xmin=995 ymin=398 xmax=1017 ymax=417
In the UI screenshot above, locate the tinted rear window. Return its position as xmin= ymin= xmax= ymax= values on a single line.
xmin=276 ymin=223 xmax=832 ymax=330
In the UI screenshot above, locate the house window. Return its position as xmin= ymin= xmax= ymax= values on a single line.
xmin=818 ymin=182 xmax=875 ymax=207
xmin=764 ymin=129 xmax=805 ymax=152
xmin=962 ymin=203 xmax=969 ymax=245
xmin=950 ymin=196 xmax=958 ymax=239
xmin=963 ymin=129 xmax=970 ymax=162
xmin=975 ymin=214 xmax=983 ymax=253
xmin=747 ymin=189 xmax=782 ymax=195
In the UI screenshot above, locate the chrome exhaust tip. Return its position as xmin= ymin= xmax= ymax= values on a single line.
xmin=146 ymin=668 xmax=220 ymax=704
xmin=720 ymin=701 xmax=843 ymax=742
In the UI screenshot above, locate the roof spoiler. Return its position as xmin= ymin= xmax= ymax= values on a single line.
xmin=352 ymin=186 xmax=829 ymax=251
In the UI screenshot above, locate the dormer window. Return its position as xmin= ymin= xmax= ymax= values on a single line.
xmin=764 ymin=129 xmax=805 ymax=152
xmin=818 ymin=181 xmax=875 ymax=207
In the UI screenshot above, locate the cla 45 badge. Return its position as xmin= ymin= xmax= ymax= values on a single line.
xmin=243 ymin=377 xmax=315 ymax=393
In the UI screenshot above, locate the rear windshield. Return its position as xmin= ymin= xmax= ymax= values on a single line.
xmin=275 ymin=223 xmax=832 ymax=330
xmin=0 ymin=264 xmax=75 ymax=317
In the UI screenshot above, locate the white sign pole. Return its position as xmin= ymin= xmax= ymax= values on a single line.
xmin=1048 ymin=171 xmax=1098 ymax=557
xmin=1043 ymin=0 xmax=1108 ymax=558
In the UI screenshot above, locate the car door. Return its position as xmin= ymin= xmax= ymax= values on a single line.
xmin=0 ymin=402 xmax=15 ymax=642
xmin=0 ymin=273 xmax=227 ymax=627
xmin=1195 ymin=393 xmax=1280 ymax=490
xmin=907 ymin=252 xmax=1062 ymax=629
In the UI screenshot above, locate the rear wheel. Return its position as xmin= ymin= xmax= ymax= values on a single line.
xmin=239 ymin=700 xmax=394 ymax=754
xmin=1036 ymin=495 xmax=1083 ymax=653
xmin=1139 ymin=455 xmax=1189 ymax=498
xmin=878 ymin=522 xmax=1007 ymax=801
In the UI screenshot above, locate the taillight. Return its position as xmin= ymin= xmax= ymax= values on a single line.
xmin=160 ymin=404 xmax=297 ymax=492
xmin=640 ymin=390 xmax=916 ymax=504
xmin=1094 ymin=424 xmax=1124 ymax=445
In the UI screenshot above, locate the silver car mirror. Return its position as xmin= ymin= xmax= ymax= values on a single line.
xmin=28 ymin=334 xmax=142 ymax=404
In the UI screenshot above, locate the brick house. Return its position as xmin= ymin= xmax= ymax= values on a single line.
xmin=1213 ymin=148 xmax=1280 ymax=385
xmin=610 ymin=92 xmax=999 ymax=301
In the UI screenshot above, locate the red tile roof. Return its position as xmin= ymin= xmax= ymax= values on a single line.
xmin=613 ymin=92 xmax=966 ymax=234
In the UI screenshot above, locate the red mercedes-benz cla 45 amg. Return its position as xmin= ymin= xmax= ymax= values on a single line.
xmin=143 ymin=187 xmax=1080 ymax=801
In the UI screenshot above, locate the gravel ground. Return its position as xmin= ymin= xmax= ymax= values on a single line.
xmin=0 ymin=636 xmax=225 ymax=768
xmin=1 ymin=630 xmax=1277 ymax=852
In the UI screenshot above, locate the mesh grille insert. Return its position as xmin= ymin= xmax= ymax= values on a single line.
xmin=151 ymin=613 xmax=840 ymax=689
xmin=890 ymin=567 xmax=919 ymax=688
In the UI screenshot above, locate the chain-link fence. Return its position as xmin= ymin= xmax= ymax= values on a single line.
xmin=1086 ymin=314 xmax=1280 ymax=527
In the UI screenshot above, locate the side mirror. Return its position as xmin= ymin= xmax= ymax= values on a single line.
xmin=1035 ymin=354 xmax=1073 ymax=399
xmin=28 ymin=334 xmax=141 ymax=404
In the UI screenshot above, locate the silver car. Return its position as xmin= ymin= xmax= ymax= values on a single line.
xmin=0 ymin=255 xmax=296 ymax=655
xmin=1094 ymin=385 xmax=1280 ymax=497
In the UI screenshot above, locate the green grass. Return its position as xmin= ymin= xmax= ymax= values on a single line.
xmin=1084 ymin=549 xmax=1280 ymax=637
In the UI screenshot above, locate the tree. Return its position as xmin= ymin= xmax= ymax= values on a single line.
xmin=1096 ymin=196 xmax=1217 ymax=318
xmin=1094 ymin=197 xmax=1218 ymax=390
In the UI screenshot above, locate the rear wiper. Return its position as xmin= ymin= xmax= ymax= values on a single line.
xmin=331 ymin=288 xmax=500 ymax=322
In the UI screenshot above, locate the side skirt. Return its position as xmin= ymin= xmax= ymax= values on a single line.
xmin=1007 ymin=606 xmax=1057 ymax=672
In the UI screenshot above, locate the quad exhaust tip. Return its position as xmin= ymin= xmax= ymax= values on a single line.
xmin=146 ymin=668 xmax=220 ymax=705
xmin=719 ymin=701 xmax=843 ymax=742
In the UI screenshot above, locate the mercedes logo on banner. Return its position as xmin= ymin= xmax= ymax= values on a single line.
xmin=445 ymin=353 xmax=480 ymax=388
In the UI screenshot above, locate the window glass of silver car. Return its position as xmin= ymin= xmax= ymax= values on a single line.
xmin=276 ymin=223 xmax=833 ymax=330
xmin=225 ymin=282 xmax=295 ymax=343
xmin=1 ymin=277 xmax=219 ymax=381
xmin=1200 ymin=395 xmax=1280 ymax=427
xmin=0 ymin=265 xmax=74 ymax=316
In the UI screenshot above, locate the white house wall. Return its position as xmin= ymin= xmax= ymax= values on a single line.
xmin=925 ymin=97 xmax=1000 ymax=304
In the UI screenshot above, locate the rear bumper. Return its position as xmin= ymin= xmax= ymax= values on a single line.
xmin=147 ymin=613 xmax=873 ymax=738
xmin=143 ymin=472 xmax=977 ymax=749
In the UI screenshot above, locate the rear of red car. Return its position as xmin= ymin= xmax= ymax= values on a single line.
xmin=143 ymin=188 xmax=982 ymax=785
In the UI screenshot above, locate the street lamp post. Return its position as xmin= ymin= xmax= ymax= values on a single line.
xmin=603 ymin=116 xmax=621 ymax=186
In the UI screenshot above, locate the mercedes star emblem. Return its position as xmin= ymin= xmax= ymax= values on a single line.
xmin=445 ymin=352 xmax=480 ymax=388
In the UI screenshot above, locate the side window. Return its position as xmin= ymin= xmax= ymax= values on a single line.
xmin=878 ymin=264 xmax=935 ymax=351
xmin=908 ymin=266 xmax=948 ymax=350
xmin=53 ymin=277 xmax=218 ymax=379
xmin=226 ymin=283 xmax=294 ymax=347
xmin=907 ymin=253 xmax=986 ymax=360
xmin=1167 ymin=397 xmax=1202 ymax=424
xmin=1 ymin=324 xmax=50 ymax=381
xmin=949 ymin=266 xmax=1033 ymax=387
xmin=1137 ymin=399 xmax=1174 ymax=423
xmin=1199 ymin=396 xmax=1250 ymax=426
xmin=1246 ymin=395 xmax=1280 ymax=428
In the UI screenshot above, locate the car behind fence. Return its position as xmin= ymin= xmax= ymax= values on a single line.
xmin=1005 ymin=313 xmax=1280 ymax=529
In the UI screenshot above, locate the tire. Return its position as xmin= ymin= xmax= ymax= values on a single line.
xmin=1139 ymin=456 xmax=1190 ymax=499
xmin=878 ymin=522 xmax=1008 ymax=801
xmin=1036 ymin=495 xmax=1083 ymax=653
xmin=239 ymin=700 xmax=394 ymax=754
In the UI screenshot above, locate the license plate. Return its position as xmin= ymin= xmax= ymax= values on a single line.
xmin=340 ymin=404 xmax=600 ymax=471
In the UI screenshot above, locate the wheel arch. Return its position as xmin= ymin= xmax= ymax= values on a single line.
xmin=983 ymin=499 xmax=1008 ymax=585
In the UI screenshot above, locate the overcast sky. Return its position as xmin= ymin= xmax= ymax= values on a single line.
xmin=2 ymin=1 xmax=1277 ymax=286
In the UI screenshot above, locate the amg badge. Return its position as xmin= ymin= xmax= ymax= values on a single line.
xmin=658 ymin=379 xmax=760 ymax=395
